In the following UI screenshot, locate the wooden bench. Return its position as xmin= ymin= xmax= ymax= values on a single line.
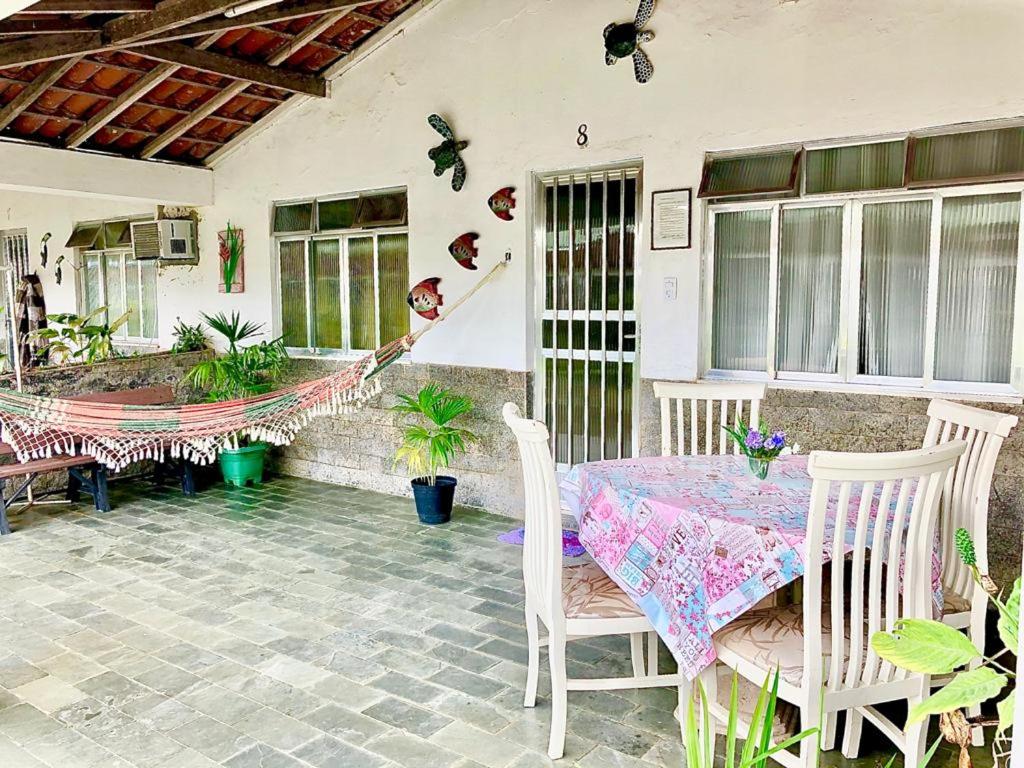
xmin=0 ymin=384 xmax=196 ymax=535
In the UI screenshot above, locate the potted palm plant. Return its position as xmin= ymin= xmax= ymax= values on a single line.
xmin=186 ymin=312 xmax=288 ymax=487
xmin=393 ymin=383 xmax=476 ymax=525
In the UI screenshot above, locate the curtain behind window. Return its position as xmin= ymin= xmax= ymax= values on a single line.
xmin=711 ymin=210 xmax=771 ymax=370
xmin=776 ymin=206 xmax=843 ymax=374
xmin=935 ymin=193 xmax=1019 ymax=383
xmin=859 ymin=200 xmax=931 ymax=377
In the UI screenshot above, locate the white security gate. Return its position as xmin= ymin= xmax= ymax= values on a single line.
xmin=537 ymin=166 xmax=641 ymax=470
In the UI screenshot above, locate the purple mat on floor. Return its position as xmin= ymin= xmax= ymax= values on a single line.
xmin=498 ymin=527 xmax=586 ymax=558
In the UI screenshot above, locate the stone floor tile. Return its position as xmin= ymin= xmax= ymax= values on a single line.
xmin=258 ymin=655 xmax=332 ymax=690
xmin=233 ymin=705 xmax=321 ymax=751
xmin=428 ymin=665 xmax=509 ymax=700
xmin=22 ymin=725 xmax=117 ymax=768
xmin=177 ymin=684 xmax=261 ymax=725
xmin=368 ymin=670 xmax=446 ymax=705
xmin=300 ymin=703 xmax=389 ymax=746
xmin=167 ymin=714 xmax=255 ymax=762
xmin=0 ymin=734 xmax=49 ymax=768
xmin=10 ymin=675 xmax=88 ymax=713
xmin=575 ymin=745 xmax=659 ymax=768
xmin=430 ymin=721 xmax=526 ymax=768
xmin=223 ymin=743 xmax=307 ymax=768
xmin=366 ymin=730 xmax=461 ymax=767
xmin=35 ymin=652 xmax=107 ymax=684
xmin=1 ymin=703 xmax=63 ymax=745
xmin=361 ymin=696 xmax=453 ymax=738
xmin=0 ymin=654 xmax=46 ymax=689
xmin=293 ymin=734 xmax=387 ymax=768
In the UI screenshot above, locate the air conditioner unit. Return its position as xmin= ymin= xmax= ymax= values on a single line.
xmin=131 ymin=219 xmax=196 ymax=263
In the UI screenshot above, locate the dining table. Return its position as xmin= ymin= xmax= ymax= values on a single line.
xmin=559 ymin=452 xmax=942 ymax=681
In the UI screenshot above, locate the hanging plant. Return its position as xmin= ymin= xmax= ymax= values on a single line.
xmin=219 ymin=224 xmax=244 ymax=294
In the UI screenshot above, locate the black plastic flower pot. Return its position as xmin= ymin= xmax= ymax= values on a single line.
xmin=410 ymin=476 xmax=456 ymax=525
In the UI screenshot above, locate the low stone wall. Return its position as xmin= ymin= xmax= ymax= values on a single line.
xmin=0 ymin=350 xmax=208 ymax=400
xmin=639 ymin=381 xmax=1024 ymax=586
xmin=274 ymin=359 xmax=528 ymax=515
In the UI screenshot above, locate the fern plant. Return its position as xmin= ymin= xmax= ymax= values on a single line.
xmin=392 ymin=383 xmax=476 ymax=485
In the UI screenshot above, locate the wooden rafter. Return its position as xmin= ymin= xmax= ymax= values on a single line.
xmin=65 ymin=61 xmax=173 ymax=146
xmin=0 ymin=19 xmax=96 ymax=36
xmin=140 ymin=78 xmax=243 ymax=158
xmin=18 ymin=0 xmax=154 ymax=12
xmin=0 ymin=56 xmax=80 ymax=131
xmin=137 ymin=42 xmax=326 ymax=96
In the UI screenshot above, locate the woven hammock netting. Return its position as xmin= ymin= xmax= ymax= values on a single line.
xmin=0 ymin=333 xmax=411 ymax=472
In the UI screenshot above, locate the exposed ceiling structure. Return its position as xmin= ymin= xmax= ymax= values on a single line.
xmin=0 ymin=0 xmax=423 ymax=166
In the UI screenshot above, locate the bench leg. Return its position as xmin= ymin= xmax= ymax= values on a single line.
xmin=67 ymin=470 xmax=81 ymax=503
xmin=180 ymin=462 xmax=196 ymax=497
xmin=92 ymin=466 xmax=110 ymax=513
xmin=153 ymin=460 xmax=167 ymax=487
xmin=0 ymin=478 xmax=9 ymax=535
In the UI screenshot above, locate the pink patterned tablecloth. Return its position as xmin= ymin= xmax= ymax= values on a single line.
xmin=560 ymin=454 xmax=940 ymax=680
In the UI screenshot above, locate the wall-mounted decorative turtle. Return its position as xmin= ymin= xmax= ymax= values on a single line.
xmin=449 ymin=233 xmax=480 ymax=270
xmin=488 ymin=187 xmax=516 ymax=221
xmin=427 ymin=114 xmax=468 ymax=192
xmin=604 ymin=0 xmax=656 ymax=84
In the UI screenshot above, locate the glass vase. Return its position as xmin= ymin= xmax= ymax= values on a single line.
xmin=748 ymin=457 xmax=771 ymax=480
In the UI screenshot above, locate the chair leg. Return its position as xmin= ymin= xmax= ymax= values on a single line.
xmin=905 ymin=688 xmax=929 ymax=768
xmin=66 ymin=470 xmax=81 ymax=502
xmin=799 ymin=702 xmax=821 ymax=768
xmin=630 ymin=632 xmax=646 ymax=677
xmin=821 ymin=712 xmax=837 ymax=751
xmin=841 ymin=709 xmax=864 ymax=759
xmin=92 ymin=466 xmax=110 ymax=512
xmin=523 ymin=606 xmax=540 ymax=708
xmin=646 ymin=631 xmax=658 ymax=676
xmin=547 ymin=637 xmax=568 ymax=760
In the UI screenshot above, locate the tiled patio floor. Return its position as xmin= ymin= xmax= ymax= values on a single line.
xmin=0 ymin=475 xmax=994 ymax=767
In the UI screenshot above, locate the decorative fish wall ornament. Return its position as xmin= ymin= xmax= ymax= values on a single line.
xmin=449 ymin=233 xmax=480 ymax=270
xmin=488 ymin=187 xmax=517 ymax=221
xmin=427 ymin=114 xmax=468 ymax=192
xmin=407 ymin=277 xmax=444 ymax=320
xmin=604 ymin=0 xmax=656 ymax=83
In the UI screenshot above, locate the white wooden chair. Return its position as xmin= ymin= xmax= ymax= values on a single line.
xmin=502 ymin=402 xmax=686 ymax=760
xmin=699 ymin=440 xmax=967 ymax=768
xmin=653 ymin=381 xmax=767 ymax=456
xmin=922 ymin=399 xmax=1017 ymax=745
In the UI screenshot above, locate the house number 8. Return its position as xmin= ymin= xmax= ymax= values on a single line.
xmin=577 ymin=124 xmax=589 ymax=147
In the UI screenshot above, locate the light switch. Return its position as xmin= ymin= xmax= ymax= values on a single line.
xmin=663 ymin=277 xmax=677 ymax=301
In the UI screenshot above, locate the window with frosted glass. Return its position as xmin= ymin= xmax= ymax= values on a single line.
xmin=378 ymin=233 xmax=410 ymax=344
xmin=348 ymin=237 xmax=376 ymax=351
xmin=81 ymin=253 xmax=102 ymax=315
xmin=805 ymin=141 xmax=906 ymax=194
xmin=711 ymin=210 xmax=771 ymax=370
xmin=272 ymin=202 xmax=314 ymax=234
xmin=103 ymin=252 xmax=125 ymax=336
xmin=910 ymin=127 xmax=1024 ymax=186
xmin=776 ymin=206 xmax=843 ymax=374
xmin=124 ymin=257 xmax=142 ymax=338
xmin=310 ymin=240 xmax=342 ymax=349
xmin=699 ymin=151 xmax=800 ymax=199
xmin=279 ymin=240 xmax=308 ymax=348
xmin=858 ymin=201 xmax=931 ymax=377
xmin=935 ymin=193 xmax=1020 ymax=383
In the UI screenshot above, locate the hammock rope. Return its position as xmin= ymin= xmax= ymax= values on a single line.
xmin=0 ymin=257 xmax=510 ymax=471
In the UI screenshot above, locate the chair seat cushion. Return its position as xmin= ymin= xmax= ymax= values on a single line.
xmin=943 ymin=592 xmax=971 ymax=615
xmin=562 ymin=562 xmax=644 ymax=620
xmin=713 ymin=604 xmax=849 ymax=685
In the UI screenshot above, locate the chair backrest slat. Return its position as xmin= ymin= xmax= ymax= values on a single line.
xmin=922 ymin=400 xmax=1017 ymax=606
xmin=503 ymin=403 xmax=564 ymax=627
xmin=652 ymin=382 xmax=767 ymax=457
xmin=802 ymin=441 xmax=965 ymax=692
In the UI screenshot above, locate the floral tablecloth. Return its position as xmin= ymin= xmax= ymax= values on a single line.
xmin=560 ymin=454 xmax=940 ymax=680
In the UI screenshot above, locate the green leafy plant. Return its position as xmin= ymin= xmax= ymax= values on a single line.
xmin=871 ymin=528 xmax=1018 ymax=766
xmin=30 ymin=308 xmax=130 ymax=365
xmin=220 ymin=223 xmax=242 ymax=294
xmin=685 ymin=669 xmax=819 ymax=768
xmin=186 ymin=312 xmax=288 ymax=403
xmin=392 ymin=383 xmax=476 ymax=485
xmin=171 ymin=318 xmax=210 ymax=354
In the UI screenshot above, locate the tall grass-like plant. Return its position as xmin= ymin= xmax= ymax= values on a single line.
xmin=392 ymin=383 xmax=476 ymax=485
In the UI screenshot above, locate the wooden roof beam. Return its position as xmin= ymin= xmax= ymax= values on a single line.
xmin=137 ymin=41 xmax=326 ymax=96
xmin=0 ymin=19 xmax=97 ymax=36
xmin=18 ymin=0 xmax=154 ymax=12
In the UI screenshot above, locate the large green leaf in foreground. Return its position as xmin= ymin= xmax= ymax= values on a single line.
xmin=870 ymin=619 xmax=981 ymax=675
xmin=906 ymin=667 xmax=1007 ymax=725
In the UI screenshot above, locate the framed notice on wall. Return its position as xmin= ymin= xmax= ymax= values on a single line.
xmin=651 ymin=188 xmax=692 ymax=250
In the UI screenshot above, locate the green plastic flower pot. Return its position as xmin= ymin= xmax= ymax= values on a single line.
xmin=220 ymin=442 xmax=267 ymax=488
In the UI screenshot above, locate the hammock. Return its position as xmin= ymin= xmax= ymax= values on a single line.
xmin=0 ymin=258 xmax=508 ymax=472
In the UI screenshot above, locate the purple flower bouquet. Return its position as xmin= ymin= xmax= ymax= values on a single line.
xmin=723 ymin=419 xmax=787 ymax=480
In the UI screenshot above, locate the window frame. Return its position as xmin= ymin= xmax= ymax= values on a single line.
xmin=702 ymin=180 xmax=1024 ymax=398
xmin=274 ymin=223 xmax=410 ymax=359
xmin=77 ymin=247 xmax=158 ymax=346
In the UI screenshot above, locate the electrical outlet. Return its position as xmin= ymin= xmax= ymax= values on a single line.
xmin=663 ymin=277 xmax=677 ymax=301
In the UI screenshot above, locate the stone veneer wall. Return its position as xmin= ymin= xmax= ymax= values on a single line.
xmin=0 ymin=350 xmax=208 ymax=400
xmin=274 ymin=359 xmax=528 ymax=515
xmin=639 ymin=382 xmax=1024 ymax=586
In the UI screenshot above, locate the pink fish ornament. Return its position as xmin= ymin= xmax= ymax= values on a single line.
xmin=407 ymin=278 xmax=444 ymax=320
xmin=449 ymin=232 xmax=480 ymax=270
xmin=488 ymin=187 xmax=517 ymax=221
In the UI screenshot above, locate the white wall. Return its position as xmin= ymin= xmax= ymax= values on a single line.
xmin=7 ymin=0 xmax=1024 ymax=373
xmin=205 ymin=0 xmax=1024 ymax=379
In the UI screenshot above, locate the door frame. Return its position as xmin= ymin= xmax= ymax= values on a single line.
xmin=530 ymin=159 xmax=645 ymax=468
